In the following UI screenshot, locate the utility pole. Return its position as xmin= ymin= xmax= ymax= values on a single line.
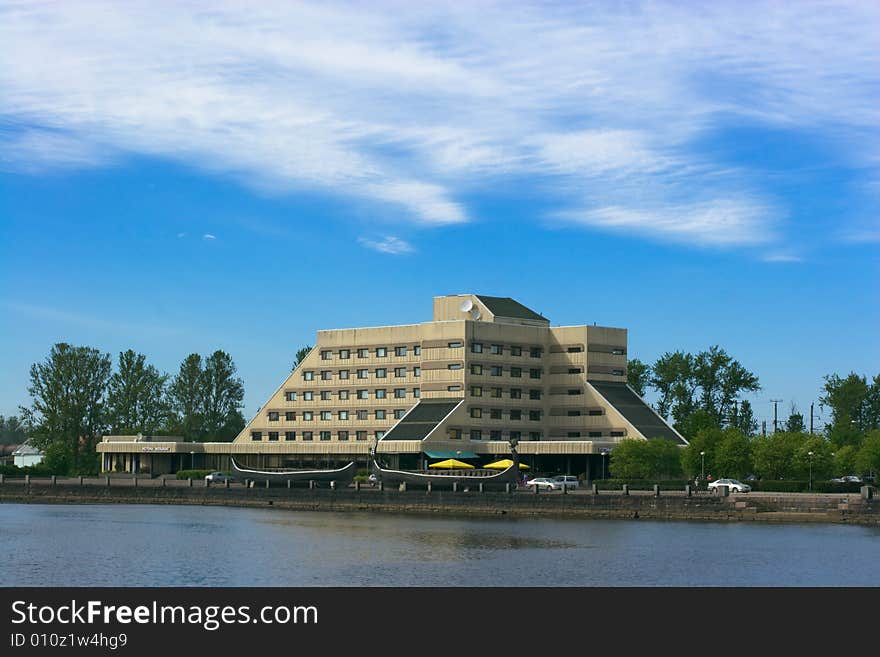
xmin=810 ymin=402 xmax=817 ymax=434
xmin=762 ymin=420 xmax=767 ymax=437
xmin=770 ymin=399 xmax=782 ymax=433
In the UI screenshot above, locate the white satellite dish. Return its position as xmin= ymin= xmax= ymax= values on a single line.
xmin=459 ymin=298 xmax=474 ymax=313
xmin=470 ymin=308 xmax=482 ymax=321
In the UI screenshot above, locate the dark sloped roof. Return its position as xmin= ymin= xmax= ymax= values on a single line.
xmin=380 ymin=399 xmax=461 ymax=441
xmin=589 ymin=381 xmax=686 ymax=444
xmin=475 ymin=296 xmax=548 ymax=322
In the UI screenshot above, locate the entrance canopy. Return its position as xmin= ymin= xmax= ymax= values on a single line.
xmin=424 ymin=450 xmax=478 ymax=459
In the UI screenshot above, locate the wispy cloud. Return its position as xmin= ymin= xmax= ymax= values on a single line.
xmin=0 ymin=301 xmax=180 ymax=337
xmin=202 ymin=233 xmax=216 ymax=241
xmin=357 ymin=236 xmax=414 ymax=255
xmin=0 ymin=1 xmax=877 ymax=248
xmin=761 ymin=252 xmax=804 ymax=263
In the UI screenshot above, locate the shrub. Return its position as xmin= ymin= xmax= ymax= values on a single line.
xmin=175 ymin=469 xmax=219 ymax=480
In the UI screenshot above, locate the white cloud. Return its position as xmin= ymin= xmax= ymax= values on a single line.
xmin=357 ymin=236 xmax=414 ymax=255
xmin=202 ymin=233 xmax=216 ymax=241
xmin=761 ymin=253 xmax=804 ymax=263
xmin=0 ymin=1 xmax=877 ymax=248
xmin=176 ymin=232 xmax=187 ymax=239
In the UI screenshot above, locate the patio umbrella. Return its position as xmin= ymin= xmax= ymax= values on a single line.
xmin=483 ymin=459 xmax=530 ymax=470
xmin=428 ymin=459 xmax=474 ymax=469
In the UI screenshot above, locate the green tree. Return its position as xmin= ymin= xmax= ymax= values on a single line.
xmin=678 ymin=409 xmax=719 ymax=442
xmin=785 ymin=405 xmax=806 ymax=434
xmin=751 ymin=432 xmax=806 ymax=480
xmin=610 ymin=438 xmax=683 ymax=479
xmin=200 ymin=350 xmax=245 ymax=441
xmin=168 ymin=354 xmax=204 ymax=441
xmin=832 ymin=445 xmax=858 ymax=477
xmin=650 ymin=351 xmax=697 ymax=424
xmin=680 ymin=425 xmax=723 ymax=478
xmin=821 ymin=372 xmax=880 ymax=445
xmin=106 ymin=350 xmax=168 ymax=435
xmin=730 ymin=399 xmax=758 ymax=436
xmin=714 ymin=428 xmax=753 ymax=479
xmin=626 ymin=358 xmax=650 ymax=397
xmin=855 ymin=430 xmax=880 ymax=477
xmin=0 ymin=415 xmax=28 ymax=444
xmin=292 ymin=345 xmax=313 ymax=371
xmin=21 ymin=343 xmax=112 ymax=474
xmin=693 ymin=345 xmax=761 ymax=426
xmin=792 ymin=435 xmax=833 ymax=482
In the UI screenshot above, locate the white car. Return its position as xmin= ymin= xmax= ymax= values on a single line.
xmin=552 ymin=475 xmax=580 ymax=490
xmin=707 ymin=478 xmax=751 ymax=493
xmin=525 ymin=477 xmax=558 ymax=491
xmin=204 ymin=472 xmax=234 ymax=483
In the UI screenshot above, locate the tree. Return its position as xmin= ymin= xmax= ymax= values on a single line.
xmin=714 ymin=428 xmax=753 ymax=479
xmin=0 ymin=415 xmax=28 ymax=444
xmin=730 ymin=399 xmax=758 ymax=436
xmin=678 ymin=409 xmax=718 ymax=442
xmin=792 ymin=436 xmax=833 ymax=482
xmin=832 ymin=445 xmax=858 ymax=477
xmin=680 ymin=425 xmax=723 ymax=478
xmin=21 ymin=343 xmax=112 ymax=474
xmin=692 ymin=345 xmax=760 ymax=426
xmin=292 ymin=345 xmax=312 ymax=372
xmin=751 ymin=432 xmax=804 ymax=480
xmin=168 ymin=354 xmax=205 ymax=441
xmin=626 ymin=358 xmax=650 ymax=397
xmin=200 ymin=350 xmax=245 ymax=442
xmin=855 ymin=430 xmax=880 ymax=477
xmin=609 ymin=438 xmax=683 ymax=479
xmin=785 ymin=404 xmax=806 ymax=434
xmin=106 ymin=350 xmax=168 ymax=435
xmin=650 ymin=351 xmax=697 ymax=424
xmin=821 ymin=372 xmax=880 ymax=444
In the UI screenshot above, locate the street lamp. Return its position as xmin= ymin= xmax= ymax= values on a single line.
xmin=700 ymin=451 xmax=705 ymax=480
xmin=599 ymin=448 xmax=610 ymax=480
xmin=190 ymin=451 xmax=195 ymax=470
xmin=808 ymin=451 xmax=814 ymax=491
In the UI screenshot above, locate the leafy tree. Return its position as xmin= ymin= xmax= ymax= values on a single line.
xmin=168 ymin=354 xmax=205 ymax=441
xmin=21 ymin=343 xmax=112 ymax=474
xmin=785 ymin=404 xmax=806 ymax=434
xmin=0 ymin=415 xmax=28 ymax=444
xmin=678 ymin=409 xmax=718 ymax=442
xmin=730 ymin=399 xmax=758 ymax=436
xmin=626 ymin=358 xmax=650 ymax=397
xmin=821 ymin=372 xmax=880 ymax=444
xmin=714 ymin=428 xmax=753 ymax=479
xmin=692 ymin=345 xmax=760 ymax=426
xmin=855 ymin=430 xmax=880 ymax=477
xmin=650 ymin=351 xmax=697 ymax=424
xmin=751 ymin=432 xmax=805 ymax=480
xmin=832 ymin=445 xmax=858 ymax=477
xmin=791 ymin=436 xmax=833 ymax=481
xmin=200 ymin=350 xmax=245 ymax=442
xmin=610 ymin=438 xmax=683 ymax=479
xmin=292 ymin=345 xmax=313 ymax=372
xmin=106 ymin=350 xmax=168 ymax=435
xmin=680 ymin=425 xmax=723 ymax=478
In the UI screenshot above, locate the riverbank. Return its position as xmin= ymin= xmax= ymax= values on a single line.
xmin=1 ymin=477 xmax=877 ymax=524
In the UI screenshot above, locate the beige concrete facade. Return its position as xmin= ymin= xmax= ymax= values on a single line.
xmin=97 ymin=294 xmax=685 ymax=476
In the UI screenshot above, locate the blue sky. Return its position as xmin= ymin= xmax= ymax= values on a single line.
xmin=1 ymin=1 xmax=878 ymax=430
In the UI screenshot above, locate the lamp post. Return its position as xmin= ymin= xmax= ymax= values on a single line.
xmin=808 ymin=451 xmax=814 ymax=491
xmin=700 ymin=451 xmax=705 ymax=480
xmin=599 ymin=447 xmax=610 ymax=480
xmin=190 ymin=451 xmax=195 ymax=471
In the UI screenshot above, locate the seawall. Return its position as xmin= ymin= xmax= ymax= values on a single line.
xmin=1 ymin=477 xmax=878 ymax=524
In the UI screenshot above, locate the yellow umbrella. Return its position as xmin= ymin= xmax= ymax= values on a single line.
xmin=428 ymin=459 xmax=474 ymax=469
xmin=483 ymin=459 xmax=530 ymax=470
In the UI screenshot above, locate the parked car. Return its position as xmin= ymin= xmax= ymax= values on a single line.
xmin=552 ymin=475 xmax=580 ymax=490
xmin=204 ymin=472 xmax=234 ymax=483
xmin=368 ymin=473 xmax=379 ymax=486
xmin=525 ymin=477 xmax=558 ymax=491
xmin=707 ymin=478 xmax=751 ymax=493
xmin=831 ymin=475 xmax=862 ymax=483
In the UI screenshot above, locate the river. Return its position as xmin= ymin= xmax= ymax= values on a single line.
xmin=2 ymin=504 xmax=877 ymax=586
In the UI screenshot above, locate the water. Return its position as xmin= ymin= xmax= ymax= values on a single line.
xmin=1 ymin=504 xmax=878 ymax=586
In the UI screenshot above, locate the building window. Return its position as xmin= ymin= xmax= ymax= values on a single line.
xmin=529 ymin=389 xmax=542 ymax=400
xmin=588 ymin=409 xmax=603 ymax=416
xmin=529 ymin=432 xmax=541 ymax=441
xmin=530 ymin=347 xmax=542 ymax=358
xmin=490 ymin=408 xmax=502 ymax=420
xmin=612 ymin=369 xmax=625 ymax=376
xmin=510 ymin=346 xmax=522 ymax=356
xmin=303 ymin=370 xmax=314 ymax=380
xmin=510 ymin=388 xmax=522 ymax=399
xmin=612 ymin=348 xmax=625 ymax=355
xmin=448 ymin=363 xmax=463 ymax=370
xmin=589 ymin=431 xmax=602 ymax=438
xmin=375 ymin=368 xmax=387 ymax=378
xmin=394 ymin=367 xmax=406 ymax=378
xmin=285 ymin=391 xmax=297 ymax=402
xmin=490 ymin=387 xmax=502 ymax=398
xmin=394 ymin=409 xmax=406 ymax=419
xmin=357 ymin=369 xmax=368 ymax=379
xmin=470 ymin=407 xmax=482 ymax=418
xmin=357 ymin=410 xmax=368 ymax=420
xmin=303 ymin=432 xmax=313 ymax=441
xmin=251 ymin=431 xmax=262 ymax=441
xmin=510 ymin=431 xmax=521 ymax=441
xmin=285 ymin=431 xmax=296 ymax=441
xmin=321 ymin=350 xmax=331 ymax=360
xmin=448 ymin=341 xmax=463 ymax=349
xmin=339 ymin=369 xmax=350 ymax=380
xmin=286 ymin=411 xmax=296 ymax=421
xmin=268 ymin=411 xmax=279 ymax=421
xmin=471 ymin=429 xmax=482 ymax=440
xmin=303 ymin=411 xmax=314 ymax=421
xmin=375 ymin=389 xmax=387 ymax=399
xmin=394 ymin=388 xmax=406 ymax=398
xmin=414 ymin=346 xmax=421 ymax=356
xmin=375 ymin=431 xmax=386 ymax=440
xmin=376 ymin=410 xmax=387 ymax=420
xmin=568 ymin=389 xmax=583 ymax=395
xmin=471 ymin=386 xmax=482 ymax=397
xmin=567 ymin=410 xmax=582 ymax=417
xmin=413 ymin=367 xmax=421 ymax=377
xmin=357 ymin=348 xmax=368 ymax=358
xmin=269 ymin=431 xmax=279 ymax=441
xmin=490 ymin=366 xmax=503 ymax=376
xmin=376 ymin=347 xmax=388 ymax=358
xmin=490 ymin=344 xmax=503 ymax=355
xmin=567 ymin=346 xmax=583 ymax=353
xmin=449 ymin=428 xmax=462 ymax=440
xmin=303 ymin=391 xmax=314 ymax=401
xmin=320 ymin=411 xmax=332 ymax=421
xmin=568 ymin=432 xmax=581 ymax=438
xmin=339 ymin=349 xmax=350 ymax=360
xmin=339 ymin=410 xmax=349 ymax=420
xmin=529 ymin=410 xmax=541 ymax=421
xmin=357 ymin=389 xmax=369 ymax=399
xmin=321 ymin=390 xmax=331 ymax=401
xmin=413 ymin=388 xmax=420 ymax=398
xmin=611 ymin=431 xmax=625 ymax=437
xmin=510 ymin=410 xmax=522 ymax=420
xmin=338 ymin=431 xmax=349 ymax=441
xmin=320 ymin=431 xmax=331 ymax=441
xmin=395 ymin=346 xmax=407 ymax=357
xmin=530 ymin=368 xmax=542 ymax=379
xmin=510 ymin=367 xmax=522 ymax=378
xmin=356 ymin=431 xmax=367 ymax=441
xmin=471 ymin=342 xmax=483 ymax=353
xmin=447 ymin=385 xmax=462 ymax=392
xmin=470 ymin=364 xmax=482 ymax=375
xmin=490 ymin=430 xmax=502 ymax=441
xmin=568 ymin=368 xmax=582 ymax=374
xmin=338 ymin=390 xmax=350 ymax=400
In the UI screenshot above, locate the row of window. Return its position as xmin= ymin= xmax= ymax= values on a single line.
xmin=268 ymin=409 xmax=407 ymax=422
xmin=456 ymin=363 xmax=544 ymax=378
xmin=470 ymin=408 xmax=542 ymax=421
xmin=320 ymin=346 xmax=421 ymax=360
xmin=468 ymin=343 xmax=545 ymax=357
xmin=447 ymin=429 xmax=623 ymax=440
xmin=463 ymin=386 xmax=583 ymax=397
xmin=285 ymin=388 xmax=421 ymax=402
xmin=251 ymin=430 xmax=386 ymax=442
xmin=304 ymin=367 xmax=421 ymax=381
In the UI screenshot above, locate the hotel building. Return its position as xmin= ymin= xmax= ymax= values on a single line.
xmin=98 ymin=294 xmax=686 ymax=478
